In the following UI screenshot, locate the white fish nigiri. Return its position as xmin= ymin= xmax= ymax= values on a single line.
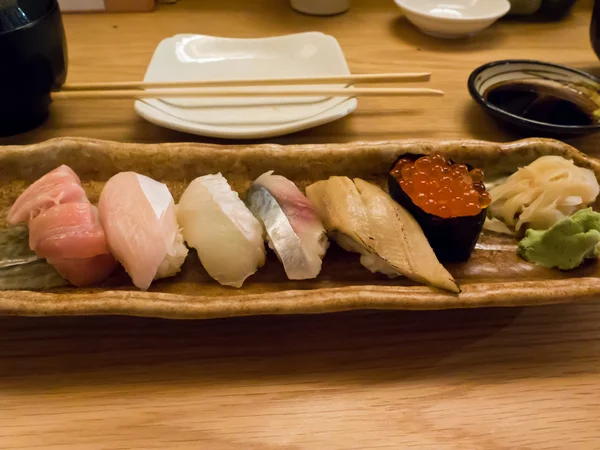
xmin=177 ymin=173 xmax=265 ymax=288
xmin=98 ymin=172 xmax=188 ymax=290
xmin=247 ymin=171 xmax=328 ymax=280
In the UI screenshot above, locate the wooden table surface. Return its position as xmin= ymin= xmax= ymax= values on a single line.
xmin=2 ymin=1 xmax=600 ymax=449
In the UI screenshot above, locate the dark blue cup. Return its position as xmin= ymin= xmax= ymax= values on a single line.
xmin=0 ymin=0 xmax=67 ymax=136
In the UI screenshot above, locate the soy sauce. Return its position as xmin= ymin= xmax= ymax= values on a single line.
xmin=483 ymin=81 xmax=597 ymax=126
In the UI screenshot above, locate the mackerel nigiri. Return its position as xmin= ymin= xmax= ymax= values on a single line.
xmin=177 ymin=173 xmax=265 ymax=288
xmin=247 ymin=171 xmax=328 ymax=280
xmin=98 ymin=172 xmax=188 ymax=290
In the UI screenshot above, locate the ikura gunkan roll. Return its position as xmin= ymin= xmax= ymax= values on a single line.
xmin=388 ymin=153 xmax=491 ymax=262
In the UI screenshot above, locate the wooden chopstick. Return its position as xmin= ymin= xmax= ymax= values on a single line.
xmin=51 ymin=87 xmax=444 ymax=101
xmin=60 ymin=73 xmax=431 ymax=91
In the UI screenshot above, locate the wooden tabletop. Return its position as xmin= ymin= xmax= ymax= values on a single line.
xmin=2 ymin=1 xmax=600 ymax=449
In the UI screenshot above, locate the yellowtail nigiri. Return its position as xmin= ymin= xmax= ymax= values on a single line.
xmin=98 ymin=172 xmax=188 ymax=290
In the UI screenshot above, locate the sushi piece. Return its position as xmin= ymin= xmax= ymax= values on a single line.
xmin=28 ymin=203 xmax=110 ymax=259
xmin=28 ymin=203 xmax=117 ymax=287
xmin=177 ymin=173 xmax=265 ymax=288
xmin=98 ymin=172 xmax=188 ymax=290
xmin=47 ymin=254 xmax=118 ymax=287
xmin=247 ymin=171 xmax=328 ymax=280
xmin=306 ymin=176 xmax=459 ymax=293
xmin=388 ymin=153 xmax=491 ymax=262
xmin=8 ymin=165 xmax=117 ymax=286
xmin=7 ymin=165 xmax=87 ymax=224
xmin=306 ymin=177 xmax=380 ymax=270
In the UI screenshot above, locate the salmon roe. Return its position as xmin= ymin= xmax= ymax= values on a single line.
xmin=391 ymin=154 xmax=492 ymax=219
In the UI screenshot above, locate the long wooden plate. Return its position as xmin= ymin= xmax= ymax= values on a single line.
xmin=1 ymin=137 xmax=599 ymax=319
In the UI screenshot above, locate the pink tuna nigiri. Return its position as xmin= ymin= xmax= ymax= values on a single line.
xmin=98 ymin=172 xmax=188 ymax=290
xmin=7 ymin=165 xmax=87 ymax=224
xmin=247 ymin=171 xmax=328 ymax=280
xmin=29 ymin=203 xmax=111 ymax=260
xmin=48 ymin=254 xmax=118 ymax=287
xmin=8 ymin=165 xmax=117 ymax=286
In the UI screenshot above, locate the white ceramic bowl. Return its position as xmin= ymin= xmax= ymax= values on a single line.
xmin=394 ymin=0 xmax=510 ymax=39
xmin=134 ymin=32 xmax=357 ymax=139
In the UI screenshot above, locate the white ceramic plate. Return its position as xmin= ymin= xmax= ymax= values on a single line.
xmin=134 ymin=33 xmax=358 ymax=138
xmin=394 ymin=0 xmax=510 ymax=39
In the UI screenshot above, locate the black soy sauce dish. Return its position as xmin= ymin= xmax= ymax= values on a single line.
xmin=468 ymin=60 xmax=600 ymax=139
xmin=387 ymin=154 xmax=487 ymax=263
xmin=0 ymin=0 xmax=67 ymax=137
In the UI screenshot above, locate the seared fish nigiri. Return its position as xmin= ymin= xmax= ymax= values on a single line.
xmin=177 ymin=173 xmax=265 ymax=288
xmin=306 ymin=177 xmax=459 ymax=293
xmin=247 ymin=171 xmax=328 ymax=280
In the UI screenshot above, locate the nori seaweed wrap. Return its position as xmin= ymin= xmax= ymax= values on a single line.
xmin=388 ymin=153 xmax=490 ymax=262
